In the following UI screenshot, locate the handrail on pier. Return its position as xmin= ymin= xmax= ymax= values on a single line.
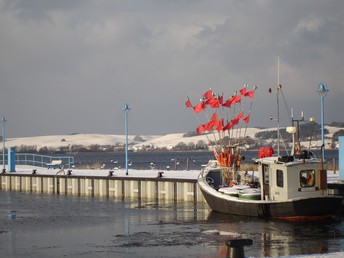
xmin=0 ymin=153 xmax=74 ymax=169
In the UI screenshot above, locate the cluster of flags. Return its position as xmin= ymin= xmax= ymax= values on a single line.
xmin=186 ymin=86 xmax=256 ymax=135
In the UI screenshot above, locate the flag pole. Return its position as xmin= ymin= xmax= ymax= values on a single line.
xmin=194 ymin=111 xmax=218 ymax=157
xmin=186 ymin=97 xmax=219 ymax=159
xmin=243 ymin=86 xmax=257 ymax=139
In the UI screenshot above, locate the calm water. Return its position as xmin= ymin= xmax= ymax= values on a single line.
xmin=1 ymin=191 xmax=344 ymax=258
xmin=73 ymin=150 xmax=339 ymax=170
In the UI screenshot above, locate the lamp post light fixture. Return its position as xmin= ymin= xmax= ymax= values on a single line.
xmin=317 ymin=82 xmax=329 ymax=162
xmin=1 ymin=115 xmax=7 ymax=171
xmin=123 ymin=104 xmax=130 ymax=176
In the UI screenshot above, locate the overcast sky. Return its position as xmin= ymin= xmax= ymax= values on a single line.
xmin=1 ymin=0 xmax=344 ymax=138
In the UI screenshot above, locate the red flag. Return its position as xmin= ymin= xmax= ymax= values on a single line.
xmin=193 ymin=102 xmax=205 ymax=113
xmin=231 ymin=117 xmax=240 ymax=126
xmin=203 ymin=89 xmax=213 ymax=99
xmin=223 ymin=121 xmax=232 ymax=131
xmin=222 ymin=96 xmax=235 ymax=107
xmin=203 ymin=121 xmax=214 ymax=131
xmin=218 ymin=95 xmax=223 ymax=105
xmin=196 ymin=125 xmax=205 ymax=134
xmin=216 ymin=118 xmax=224 ymax=132
xmin=185 ymin=98 xmax=192 ymax=108
xmin=199 ymin=112 xmax=217 ymax=131
xmin=233 ymin=95 xmax=241 ymax=104
xmin=244 ymin=90 xmax=255 ymax=98
xmin=206 ymin=97 xmax=219 ymax=108
xmin=230 ymin=112 xmax=243 ymax=127
xmin=204 ymin=96 xmax=212 ymax=105
xmin=244 ymin=114 xmax=250 ymax=124
xmin=211 ymin=112 xmax=218 ymax=123
xmin=239 ymin=87 xmax=247 ymax=95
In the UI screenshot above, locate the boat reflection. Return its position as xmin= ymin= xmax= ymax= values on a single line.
xmin=206 ymin=211 xmax=343 ymax=257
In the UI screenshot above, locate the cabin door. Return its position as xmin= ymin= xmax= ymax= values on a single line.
xmin=262 ymin=164 xmax=269 ymax=200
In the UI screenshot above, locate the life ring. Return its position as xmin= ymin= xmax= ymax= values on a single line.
xmin=307 ymin=172 xmax=315 ymax=186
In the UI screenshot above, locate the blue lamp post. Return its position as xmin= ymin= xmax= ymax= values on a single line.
xmin=123 ymin=104 xmax=130 ymax=176
xmin=1 ymin=115 xmax=7 ymax=171
xmin=317 ymin=83 xmax=329 ymax=161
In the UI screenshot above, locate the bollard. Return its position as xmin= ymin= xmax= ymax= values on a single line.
xmin=2 ymin=168 xmax=6 ymax=174
xmin=67 ymin=170 xmax=72 ymax=176
xmin=157 ymin=171 xmax=164 ymax=178
xmin=108 ymin=170 xmax=114 ymax=177
xmin=32 ymin=169 xmax=37 ymax=175
xmin=226 ymin=238 xmax=253 ymax=258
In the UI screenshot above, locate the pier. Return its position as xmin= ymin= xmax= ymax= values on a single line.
xmin=2 ymin=168 xmax=344 ymax=208
xmin=0 ymin=168 xmax=206 ymax=204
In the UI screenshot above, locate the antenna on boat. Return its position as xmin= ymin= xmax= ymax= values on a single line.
xmin=290 ymin=108 xmax=305 ymax=155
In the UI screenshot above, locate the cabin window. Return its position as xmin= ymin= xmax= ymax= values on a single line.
xmin=263 ymin=164 xmax=269 ymax=184
xmin=276 ymin=169 xmax=283 ymax=188
xmin=299 ymin=170 xmax=315 ymax=188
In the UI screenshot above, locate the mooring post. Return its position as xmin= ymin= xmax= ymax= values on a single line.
xmin=226 ymin=238 xmax=253 ymax=258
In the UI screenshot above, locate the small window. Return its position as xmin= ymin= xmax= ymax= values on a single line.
xmin=300 ymin=170 xmax=315 ymax=188
xmin=277 ymin=169 xmax=283 ymax=188
xmin=263 ymin=164 xmax=269 ymax=184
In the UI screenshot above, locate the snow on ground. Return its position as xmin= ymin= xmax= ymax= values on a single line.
xmin=7 ymin=165 xmax=341 ymax=183
xmin=4 ymin=125 xmax=341 ymax=151
xmin=5 ymin=134 xmax=159 ymax=149
xmin=9 ymin=165 xmax=201 ymax=179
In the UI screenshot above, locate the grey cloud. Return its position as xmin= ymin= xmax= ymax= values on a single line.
xmin=0 ymin=0 xmax=343 ymax=137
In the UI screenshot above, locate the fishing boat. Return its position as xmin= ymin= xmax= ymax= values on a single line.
xmin=198 ymin=149 xmax=342 ymax=221
xmin=186 ymin=84 xmax=342 ymax=221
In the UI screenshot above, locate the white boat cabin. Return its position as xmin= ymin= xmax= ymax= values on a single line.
xmin=255 ymin=153 xmax=328 ymax=202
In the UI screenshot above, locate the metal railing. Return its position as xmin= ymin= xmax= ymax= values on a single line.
xmin=0 ymin=153 xmax=74 ymax=168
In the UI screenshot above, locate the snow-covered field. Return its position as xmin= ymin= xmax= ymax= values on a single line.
xmin=4 ymin=125 xmax=341 ymax=151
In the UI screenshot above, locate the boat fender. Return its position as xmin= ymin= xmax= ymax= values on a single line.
xmin=296 ymin=144 xmax=301 ymax=154
xmin=236 ymin=154 xmax=242 ymax=166
xmin=219 ymin=151 xmax=226 ymax=167
xmin=229 ymin=180 xmax=237 ymax=186
xmin=227 ymin=153 xmax=232 ymax=167
xmin=258 ymin=147 xmax=274 ymax=158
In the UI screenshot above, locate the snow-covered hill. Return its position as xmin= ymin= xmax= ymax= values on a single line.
xmin=4 ymin=125 xmax=343 ymax=152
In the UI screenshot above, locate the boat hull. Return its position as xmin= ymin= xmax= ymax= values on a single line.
xmin=199 ymin=177 xmax=342 ymax=221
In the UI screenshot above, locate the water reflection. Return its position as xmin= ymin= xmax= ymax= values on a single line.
xmin=206 ymin=212 xmax=344 ymax=257
xmin=0 ymin=191 xmax=343 ymax=258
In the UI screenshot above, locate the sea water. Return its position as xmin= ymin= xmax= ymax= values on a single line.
xmin=1 ymin=150 xmax=342 ymax=257
xmin=1 ymin=191 xmax=344 ymax=258
xmin=72 ymin=150 xmax=339 ymax=170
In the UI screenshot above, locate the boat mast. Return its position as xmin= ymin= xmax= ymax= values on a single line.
xmin=277 ymin=57 xmax=281 ymax=156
